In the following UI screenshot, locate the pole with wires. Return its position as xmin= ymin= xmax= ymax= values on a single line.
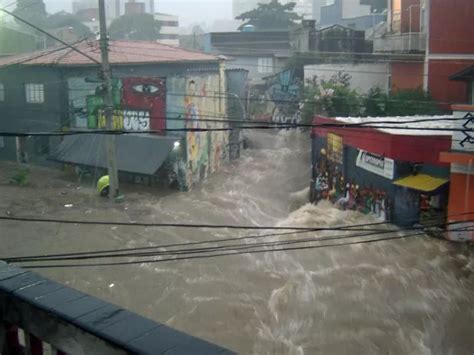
xmin=98 ymin=0 xmax=121 ymax=201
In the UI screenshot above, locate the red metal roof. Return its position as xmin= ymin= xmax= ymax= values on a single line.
xmin=0 ymin=39 xmax=218 ymax=67
xmin=312 ymin=116 xmax=452 ymax=166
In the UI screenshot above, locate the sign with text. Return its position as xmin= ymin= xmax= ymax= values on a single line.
xmin=98 ymin=109 xmax=151 ymax=131
xmin=356 ymin=150 xmax=394 ymax=179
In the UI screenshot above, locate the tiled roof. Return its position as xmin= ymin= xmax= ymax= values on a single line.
xmin=0 ymin=39 xmax=218 ymax=67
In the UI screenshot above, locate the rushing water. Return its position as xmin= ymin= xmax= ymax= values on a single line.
xmin=1 ymin=130 xmax=473 ymax=354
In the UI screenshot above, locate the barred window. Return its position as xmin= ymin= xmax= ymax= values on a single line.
xmin=25 ymin=83 xmax=44 ymax=103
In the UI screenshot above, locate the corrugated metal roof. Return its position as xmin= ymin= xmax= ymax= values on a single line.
xmin=0 ymin=39 xmax=219 ymax=67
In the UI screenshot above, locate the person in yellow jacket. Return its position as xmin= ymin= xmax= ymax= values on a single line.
xmin=97 ymin=175 xmax=110 ymax=197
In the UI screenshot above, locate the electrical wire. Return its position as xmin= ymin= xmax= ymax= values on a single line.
xmin=0 ymin=8 xmax=101 ymax=65
xmin=0 ymin=121 xmax=468 ymax=137
xmin=6 ymin=216 xmax=466 ymax=264
xmin=2 ymin=212 xmax=471 ymax=263
xmin=15 ymin=230 xmax=444 ymax=269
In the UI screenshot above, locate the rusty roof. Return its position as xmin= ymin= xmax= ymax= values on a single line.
xmin=0 ymin=39 xmax=219 ymax=67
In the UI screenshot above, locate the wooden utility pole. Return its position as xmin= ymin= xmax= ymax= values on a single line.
xmin=98 ymin=0 xmax=120 ymax=199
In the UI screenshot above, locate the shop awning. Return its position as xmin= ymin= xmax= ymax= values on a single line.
xmin=393 ymin=174 xmax=448 ymax=192
xmin=51 ymin=133 xmax=179 ymax=175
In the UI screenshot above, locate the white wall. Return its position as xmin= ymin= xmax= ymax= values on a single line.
xmin=304 ymin=63 xmax=390 ymax=94
xmin=342 ymin=0 xmax=371 ymax=19
xmin=313 ymin=0 xmax=326 ymax=22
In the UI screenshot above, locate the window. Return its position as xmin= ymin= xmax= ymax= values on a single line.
xmin=257 ymin=57 xmax=273 ymax=74
xmin=0 ymin=83 xmax=4 ymax=102
xmin=25 ymin=83 xmax=44 ymax=103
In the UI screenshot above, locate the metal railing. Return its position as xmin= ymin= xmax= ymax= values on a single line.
xmin=0 ymin=262 xmax=234 ymax=355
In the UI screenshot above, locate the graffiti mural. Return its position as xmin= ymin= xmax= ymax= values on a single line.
xmin=311 ymin=135 xmax=392 ymax=222
xmin=179 ymin=74 xmax=228 ymax=190
xmin=68 ymin=73 xmax=229 ymax=191
xmin=68 ymin=76 xmax=166 ymax=132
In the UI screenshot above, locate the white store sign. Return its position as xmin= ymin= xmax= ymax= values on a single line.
xmin=123 ymin=110 xmax=150 ymax=131
xmin=356 ymin=150 xmax=394 ymax=180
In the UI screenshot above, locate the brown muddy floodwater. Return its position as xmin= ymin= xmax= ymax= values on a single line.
xmin=1 ymin=130 xmax=473 ymax=354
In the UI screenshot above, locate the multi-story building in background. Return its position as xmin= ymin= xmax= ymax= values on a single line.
xmin=72 ymin=0 xmax=155 ymax=19
xmin=314 ymin=0 xmax=385 ymax=31
xmin=155 ymin=13 xmax=179 ymax=46
xmin=374 ymin=0 xmax=474 ymax=109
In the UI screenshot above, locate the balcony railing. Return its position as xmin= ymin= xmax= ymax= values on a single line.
xmin=374 ymin=32 xmax=426 ymax=53
xmin=0 ymin=261 xmax=234 ymax=355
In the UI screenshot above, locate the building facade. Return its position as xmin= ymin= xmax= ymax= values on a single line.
xmin=316 ymin=0 xmax=385 ymax=31
xmin=204 ymin=31 xmax=292 ymax=84
xmin=311 ymin=116 xmax=452 ymax=226
xmin=154 ymin=13 xmax=179 ymax=46
xmin=374 ymin=0 xmax=474 ymax=108
xmin=0 ymin=40 xmax=247 ymax=191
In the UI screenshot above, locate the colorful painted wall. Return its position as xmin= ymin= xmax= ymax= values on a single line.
xmin=311 ymin=119 xmax=451 ymax=226
xmin=164 ymin=71 xmax=229 ymax=190
xmin=69 ymin=71 xmax=228 ymax=191
xmin=68 ymin=77 xmax=166 ymax=132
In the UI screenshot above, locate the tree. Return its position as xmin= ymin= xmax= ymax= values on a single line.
xmin=12 ymin=0 xmax=47 ymax=28
xmin=46 ymin=12 xmax=92 ymax=38
xmin=236 ymin=0 xmax=300 ymax=31
xmin=109 ymin=13 xmax=161 ymax=41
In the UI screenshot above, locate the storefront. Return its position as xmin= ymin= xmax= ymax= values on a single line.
xmin=311 ymin=116 xmax=452 ymax=227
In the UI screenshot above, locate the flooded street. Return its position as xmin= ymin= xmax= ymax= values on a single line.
xmin=1 ymin=130 xmax=473 ymax=354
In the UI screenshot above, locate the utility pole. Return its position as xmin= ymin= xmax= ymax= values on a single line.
xmin=98 ymin=0 xmax=120 ymax=200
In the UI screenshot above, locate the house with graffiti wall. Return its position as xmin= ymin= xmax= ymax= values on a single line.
xmin=0 ymin=40 xmax=249 ymax=191
xmin=310 ymin=115 xmax=454 ymax=227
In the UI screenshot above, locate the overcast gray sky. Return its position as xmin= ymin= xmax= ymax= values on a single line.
xmin=43 ymin=0 xmax=233 ymax=27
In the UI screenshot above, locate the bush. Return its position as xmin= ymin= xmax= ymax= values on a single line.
xmin=9 ymin=168 xmax=29 ymax=186
xmin=302 ymin=72 xmax=441 ymax=122
xmin=385 ymin=89 xmax=441 ymax=116
xmin=302 ymin=73 xmax=361 ymax=124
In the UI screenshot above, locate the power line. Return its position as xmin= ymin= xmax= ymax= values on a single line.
xmin=0 ymin=121 xmax=467 ymax=137
xmin=14 ymin=230 xmax=437 ymax=269
xmin=0 ymin=214 xmax=401 ymax=232
xmin=6 ymin=216 xmax=465 ymax=264
xmin=0 ymin=8 xmax=101 ymax=65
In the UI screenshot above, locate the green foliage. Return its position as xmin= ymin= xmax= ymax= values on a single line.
xmin=236 ymin=0 xmax=300 ymax=31
xmin=13 ymin=0 xmax=47 ymax=28
xmin=302 ymin=73 xmax=361 ymax=124
xmin=46 ymin=12 xmax=93 ymax=38
xmin=109 ymin=13 xmax=161 ymax=41
xmin=385 ymin=89 xmax=440 ymax=116
xmin=302 ymin=72 xmax=441 ymax=123
xmin=364 ymin=87 xmax=387 ymax=116
xmin=9 ymin=168 xmax=29 ymax=186
xmin=364 ymin=88 xmax=441 ymax=116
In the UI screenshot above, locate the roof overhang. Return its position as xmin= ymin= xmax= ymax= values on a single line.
xmin=393 ymin=174 xmax=448 ymax=192
xmin=51 ymin=134 xmax=180 ymax=175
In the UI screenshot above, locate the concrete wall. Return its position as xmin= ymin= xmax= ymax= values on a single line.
xmin=341 ymin=0 xmax=371 ymax=19
xmin=304 ymin=63 xmax=390 ymax=94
